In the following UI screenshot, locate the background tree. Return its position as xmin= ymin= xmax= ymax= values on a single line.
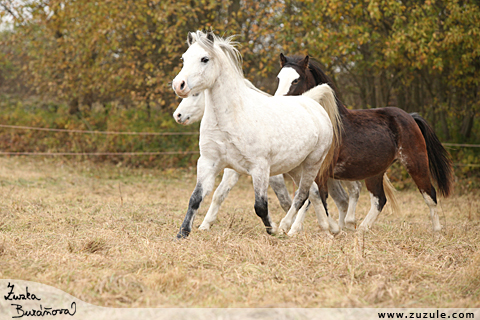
xmin=0 ymin=0 xmax=478 ymax=168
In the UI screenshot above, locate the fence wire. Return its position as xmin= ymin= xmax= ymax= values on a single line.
xmin=0 ymin=124 xmax=478 ymax=167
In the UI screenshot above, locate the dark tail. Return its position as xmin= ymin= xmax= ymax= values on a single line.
xmin=410 ymin=113 xmax=454 ymax=197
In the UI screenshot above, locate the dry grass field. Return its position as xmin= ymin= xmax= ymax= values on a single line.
xmin=0 ymin=157 xmax=479 ymax=308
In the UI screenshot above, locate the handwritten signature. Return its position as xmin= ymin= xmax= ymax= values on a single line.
xmin=4 ymin=282 xmax=76 ymax=318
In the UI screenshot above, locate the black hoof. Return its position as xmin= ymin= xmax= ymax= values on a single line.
xmin=176 ymin=229 xmax=190 ymax=239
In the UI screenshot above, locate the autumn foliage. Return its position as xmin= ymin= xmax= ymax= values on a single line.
xmin=0 ymin=0 xmax=479 ymax=166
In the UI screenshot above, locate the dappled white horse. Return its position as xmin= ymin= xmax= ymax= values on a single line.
xmin=174 ymin=88 xmax=356 ymax=235
xmin=174 ymin=82 xmax=295 ymax=231
xmin=172 ymin=31 xmax=341 ymax=238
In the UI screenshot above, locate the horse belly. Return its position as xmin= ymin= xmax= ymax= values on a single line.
xmin=267 ymin=129 xmax=321 ymax=175
xmin=333 ymin=135 xmax=396 ymax=180
xmin=269 ymin=151 xmax=310 ymax=176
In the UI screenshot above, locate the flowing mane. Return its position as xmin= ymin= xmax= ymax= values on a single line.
xmin=188 ymin=31 xmax=244 ymax=80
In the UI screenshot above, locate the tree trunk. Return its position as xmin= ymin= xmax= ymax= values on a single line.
xmin=460 ymin=110 xmax=475 ymax=139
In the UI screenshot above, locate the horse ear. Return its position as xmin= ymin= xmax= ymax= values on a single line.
xmin=187 ymin=32 xmax=194 ymax=46
xmin=303 ymin=55 xmax=310 ymax=70
xmin=206 ymin=32 xmax=214 ymax=43
xmin=280 ymin=53 xmax=287 ymax=67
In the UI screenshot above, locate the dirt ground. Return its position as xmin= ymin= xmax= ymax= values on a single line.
xmin=0 ymin=157 xmax=479 ymax=307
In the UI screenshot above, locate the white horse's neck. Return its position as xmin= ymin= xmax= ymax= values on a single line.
xmin=203 ymin=67 xmax=248 ymax=129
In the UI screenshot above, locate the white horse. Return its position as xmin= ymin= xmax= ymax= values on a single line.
xmin=172 ymin=31 xmax=342 ymax=238
xmin=174 ymin=82 xmax=295 ymax=231
xmin=174 ymin=88 xmax=357 ymax=235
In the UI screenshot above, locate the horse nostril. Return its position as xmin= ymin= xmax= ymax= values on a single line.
xmin=177 ymin=113 xmax=182 ymax=118
xmin=180 ymin=81 xmax=185 ymax=90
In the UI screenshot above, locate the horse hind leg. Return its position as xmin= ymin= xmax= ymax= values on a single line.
xmin=317 ymin=183 xmax=340 ymax=235
xmin=401 ymin=152 xmax=442 ymax=232
xmin=358 ymin=174 xmax=387 ymax=231
xmin=342 ymin=180 xmax=362 ymax=230
xmin=422 ymin=188 xmax=442 ymax=232
xmin=269 ymin=174 xmax=293 ymax=213
xmin=288 ymin=199 xmax=311 ymax=235
xmin=327 ymin=179 xmax=349 ymax=229
xmin=251 ymin=166 xmax=277 ymax=235
xmin=289 ymin=183 xmax=339 ymax=236
xmin=278 ymin=166 xmax=316 ymax=234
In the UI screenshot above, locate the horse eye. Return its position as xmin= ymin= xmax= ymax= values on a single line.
xmin=192 ymin=93 xmax=200 ymax=97
xmin=292 ymin=79 xmax=299 ymax=84
xmin=201 ymin=57 xmax=209 ymax=63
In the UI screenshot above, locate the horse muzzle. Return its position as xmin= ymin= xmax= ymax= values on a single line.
xmin=173 ymin=111 xmax=190 ymax=125
xmin=172 ymin=78 xmax=191 ymax=98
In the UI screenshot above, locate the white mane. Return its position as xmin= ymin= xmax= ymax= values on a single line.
xmin=189 ymin=31 xmax=244 ymax=79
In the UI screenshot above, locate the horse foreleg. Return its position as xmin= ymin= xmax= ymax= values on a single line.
xmin=288 ymin=200 xmax=310 ymax=235
xmin=328 ymin=179 xmax=349 ymax=229
xmin=279 ymin=166 xmax=317 ymax=234
xmin=358 ymin=174 xmax=386 ymax=231
xmin=289 ymin=182 xmax=339 ymax=236
xmin=177 ymin=157 xmax=224 ymax=239
xmin=199 ymin=168 xmax=240 ymax=230
xmin=269 ymin=174 xmax=292 ymax=213
xmin=343 ymin=180 xmax=362 ymax=230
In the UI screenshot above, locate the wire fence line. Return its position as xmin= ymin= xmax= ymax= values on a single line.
xmin=0 ymin=152 xmax=476 ymax=167
xmin=0 ymin=151 xmax=199 ymax=156
xmin=443 ymin=143 xmax=480 ymax=148
xmin=0 ymin=124 xmax=199 ymax=136
xmin=0 ymin=124 xmax=478 ymax=146
xmin=0 ymin=123 xmax=478 ymax=167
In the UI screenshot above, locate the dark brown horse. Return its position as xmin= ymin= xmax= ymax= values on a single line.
xmin=276 ymin=53 xmax=454 ymax=232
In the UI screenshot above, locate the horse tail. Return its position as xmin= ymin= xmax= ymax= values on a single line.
xmin=383 ymin=173 xmax=399 ymax=214
xmin=303 ymin=84 xmax=343 ymax=150
xmin=410 ymin=113 xmax=454 ymax=197
xmin=304 ymin=84 xmax=342 ymax=185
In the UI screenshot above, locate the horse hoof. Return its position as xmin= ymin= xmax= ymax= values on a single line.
xmin=176 ymin=229 xmax=190 ymax=239
xmin=198 ymin=223 xmax=211 ymax=231
xmin=433 ymin=232 xmax=444 ymax=241
xmin=329 ymin=220 xmax=340 ymax=235
xmin=322 ymin=232 xmax=334 ymax=240
xmin=287 ymin=225 xmax=303 ymax=236
xmin=266 ymin=226 xmax=277 ymax=235
xmin=344 ymin=222 xmax=357 ymax=231
xmin=278 ymin=221 xmax=291 ymax=234
xmin=356 ymin=224 xmax=369 ymax=232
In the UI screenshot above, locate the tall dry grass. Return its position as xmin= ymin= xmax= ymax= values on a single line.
xmin=0 ymin=157 xmax=479 ymax=307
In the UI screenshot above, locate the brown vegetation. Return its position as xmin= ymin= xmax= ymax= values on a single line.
xmin=0 ymin=157 xmax=479 ymax=307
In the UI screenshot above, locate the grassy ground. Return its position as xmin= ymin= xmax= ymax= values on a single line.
xmin=0 ymin=157 xmax=479 ymax=308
